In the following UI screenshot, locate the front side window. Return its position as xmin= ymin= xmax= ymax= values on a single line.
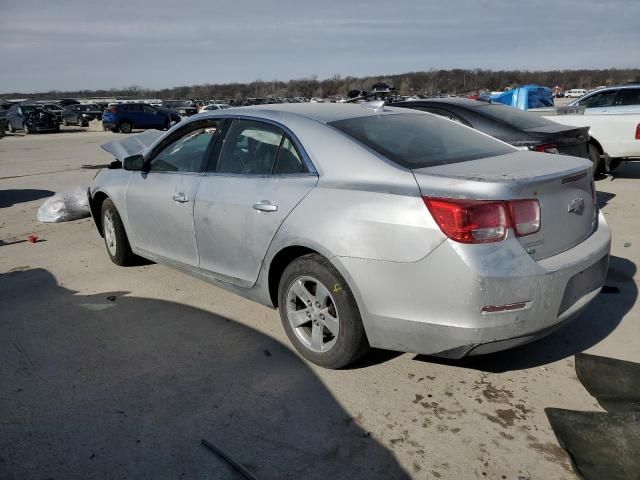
xmin=216 ymin=120 xmax=284 ymax=174
xmin=580 ymin=91 xmax=617 ymax=108
xmin=330 ymin=113 xmax=513 ymax=169
xmin=142 ymin=105 xmax=156 ymax=113
xmin=150 ymin=121 xmax=221 ymax=173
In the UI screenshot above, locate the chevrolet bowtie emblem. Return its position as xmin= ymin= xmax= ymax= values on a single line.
xmin=568 ymin=197 xmax=585 ymax=215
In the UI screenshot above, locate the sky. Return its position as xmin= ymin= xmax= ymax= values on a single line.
xmin=0 ymin=0 xmax=639 ymax=93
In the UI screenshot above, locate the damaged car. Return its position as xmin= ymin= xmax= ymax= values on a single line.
xmin=89 ymin=103 xmax=611 ymax=368
xmin=6 ymin=103 xmax=60 ymax=134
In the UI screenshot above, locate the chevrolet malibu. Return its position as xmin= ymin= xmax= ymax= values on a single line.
xmin=88 ymin=103 xmax=611 ymax=368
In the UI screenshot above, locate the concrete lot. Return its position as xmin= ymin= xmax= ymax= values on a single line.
xmin=1 ymin=127 xmax=638 ymax=479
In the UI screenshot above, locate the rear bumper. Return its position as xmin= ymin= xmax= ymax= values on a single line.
xmin=335 ymin=212 xmax=611 ymax=358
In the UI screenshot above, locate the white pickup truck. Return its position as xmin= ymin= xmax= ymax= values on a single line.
xmin=542 ymin=113 xmax=640 ymax=172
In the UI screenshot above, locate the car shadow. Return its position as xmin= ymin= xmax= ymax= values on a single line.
xmin=596 ymin=191 xmax=616 ymax=209
xmin=0 ymin=189 xmax=54 ymax=208
xmin=0 ymin=268 xmax=410 ymax=480
xmin=412 ymin=255 xmax=636 ymax=373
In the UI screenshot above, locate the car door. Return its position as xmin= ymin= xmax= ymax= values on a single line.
xmin=124 ymin=119 xmax=223 ymax=266
xmin=141 ymin=104 xmax=163 ymax=129
xmin=194 ymin=118 xmax=318 ymax=287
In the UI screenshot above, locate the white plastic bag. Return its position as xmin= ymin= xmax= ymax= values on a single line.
xmin=37 ymin=186 xmax=91 ymax=223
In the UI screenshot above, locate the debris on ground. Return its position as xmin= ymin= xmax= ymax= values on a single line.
xmin=37 ymin=185 xmax=90 ymax=223
xmin=201 ymin=439 xmax=258 ymax=480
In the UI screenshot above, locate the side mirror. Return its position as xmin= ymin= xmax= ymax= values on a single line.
xmin=123 ymin=154 xmax=145 ymax=171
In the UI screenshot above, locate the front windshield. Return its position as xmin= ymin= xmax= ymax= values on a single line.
xmin=21 ymin=105 xmax=43 ymax=113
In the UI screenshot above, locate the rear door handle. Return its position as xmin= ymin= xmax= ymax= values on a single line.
xmin=253 ymin=202 xmax=278 ymax=212
xmin=173 ymin=194 xmax=190 ymax=203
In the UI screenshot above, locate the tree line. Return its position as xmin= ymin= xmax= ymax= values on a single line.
xmin=4 ymin=68 xmax=639 ymax=101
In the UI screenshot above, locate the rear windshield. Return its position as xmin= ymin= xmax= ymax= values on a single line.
xmin=475 ymin=103 xmax=556 ymax=129
xmin=329 ymin=113 xmax=513 ymax=169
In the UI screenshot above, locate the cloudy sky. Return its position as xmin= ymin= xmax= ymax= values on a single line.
xmin=0 ymin=0 xmax=638 ymax=93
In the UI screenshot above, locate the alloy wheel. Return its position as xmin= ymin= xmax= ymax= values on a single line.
xmin=103 ymin=211 xmax=117 ymax=257
xmin=286 ymin=276 xmax=340 ymax=353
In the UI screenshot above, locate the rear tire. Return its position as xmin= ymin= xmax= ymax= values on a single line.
xmin=101 ymin=198 xmax=136 ymax=266
xmin=8 ymin=123 xmax=15 ymax=133
xmin=278 ymin=254 xmax=369 ymax=368
xmin=119 ymin=121 xmax=132 ymax=134
xmin=588 ymin=144 xmax=601 ymax=174
xmin=23 ymin=124 xmax=31 ymax=135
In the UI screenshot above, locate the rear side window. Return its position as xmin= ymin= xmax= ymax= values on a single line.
xmin=412 ymin=106 xmax=471 ymax=126
xmin=474 ymin=104 xmax=555 ymax=129
xmin=329 ymin=113 xmax=513 ymax=169
xmin=618 ymin=88 xmax=640 ymax=106
xmin=274 ymin=137 xmax=306 ymax=174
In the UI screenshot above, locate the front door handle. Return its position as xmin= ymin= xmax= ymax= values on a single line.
xmin=253 ymin=202 xmax=278 ymax=212
xmin=173 ymin=194 xmax=190 ymax=203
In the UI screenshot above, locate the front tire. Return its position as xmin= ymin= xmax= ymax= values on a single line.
xmin=101 ymin=199 xmax=136 ymax=266
xmin=23 ymin=124 xmax=31 ymax=135
xmin=62 ymin=118 xmax=69 ymax=126
xmin=8 ymin=123 xmax=15 ymax=133
xmin=278 ymin=254 xmax=369 ymax=368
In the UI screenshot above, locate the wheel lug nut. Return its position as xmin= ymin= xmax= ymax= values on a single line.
xmin=307 ymin=301 xmax=312 ymax=306
xmin=306 ymin=311 xmax=312 ymax=318
xmin=319 ymin=314 xmax=325 ymax=321
xmin=315 ymin=302 xmax=321 ymax=308
xmin=313 ymin=320 xmax=319 ymax=326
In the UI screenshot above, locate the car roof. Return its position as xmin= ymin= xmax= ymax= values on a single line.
xmin=198 ymin=102 xmax=409 ymax=124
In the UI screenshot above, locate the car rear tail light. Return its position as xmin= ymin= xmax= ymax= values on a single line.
xmin=423 ymin=198 xmax=508 ymax=243
xmin=635 ymin=123 xmax=640 ymax=140
xmin=532 ymin=144 xmax=560 ymax=154
xmin=423 ymin=197 xmax=541 ymax=244
xmin=508 ymin=200 xmax=541 ymax=236
xmin=109 ymin=106 xmax=118 ymax=113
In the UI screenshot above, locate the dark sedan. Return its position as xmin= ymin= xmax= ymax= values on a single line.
xmin=62 ymin=104 xmax=103 ymax=126
xmin=390 ymin=98 xmax=592 ymax=165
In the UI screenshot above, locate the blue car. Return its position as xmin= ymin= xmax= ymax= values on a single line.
xmin=102 ymin=103 xmax=179 ymax=134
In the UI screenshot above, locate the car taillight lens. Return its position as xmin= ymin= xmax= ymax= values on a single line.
xmin=423 ymin=198 xmax=508 ymax=243
xmin=423 ymin=197 xmax=540 ymax=244
xmin=635 ymin=123 xmax=640 ymax=140
xmin=532 ymin=144 xmax=560 ymax=154
xmin=508 ymin=200 xmax=541 ymax=236
xmin=109 ymin=106 xmax=118 ymax=113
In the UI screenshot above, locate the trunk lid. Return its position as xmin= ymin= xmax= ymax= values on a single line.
xmin=413 ymin=151 xmax=596 ymax=260
xmin=522 ymin=125 xmax=590 ymax=158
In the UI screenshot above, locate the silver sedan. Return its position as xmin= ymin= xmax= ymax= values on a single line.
xmin=89 ymin=103 xmax=611 ymax=368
